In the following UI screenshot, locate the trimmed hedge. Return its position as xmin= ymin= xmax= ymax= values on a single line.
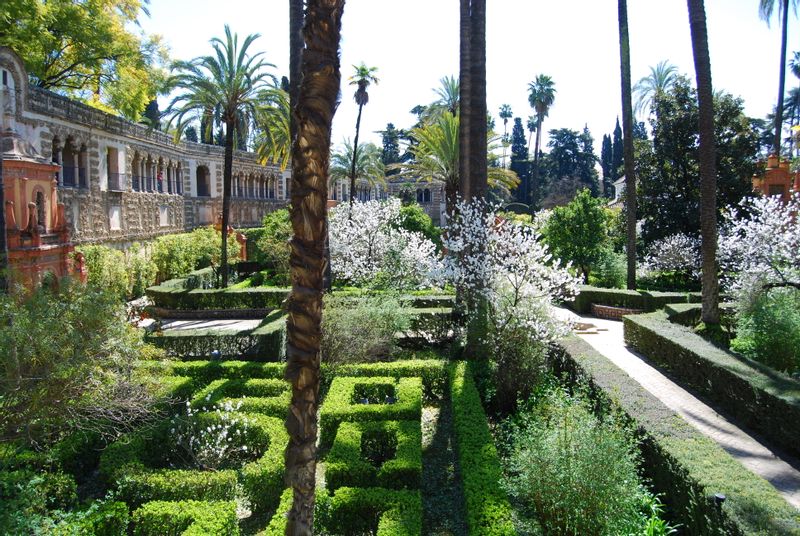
xmin=140 ymin=360 xmax=285 ymax=383
xmin=146 ymin=311 xmax=286 ymax=360
xmin=264 ymin=488 xmax=293 ymax=535
xmin=325 ymin=487 xmax=423 ymax=535
xmin=449 ymin=362 xmax=515 ymax=535
xmin=567 ymin=284 xmax=700 ymax=314
xmin=319 ymin=377 xmax=423 ymax=449
xmin=325 ymin=420 xmax=422 ymax=491
xmin=664 ymin=302 xmax=736 ymax=327
xmin=191 ymin=378 xmax=290 ymax=418
xmin=132 ymin=500 xmax=239 ymax=536
xmin=554 ymin=335 xmax=800 ymax=535
xmin=100 ymin=413 xmax=286 ymax=512
xmin=624 ymin=312 xmax=800 ymax=458
xmin=329 ymin=359 xmax=448 ymax=401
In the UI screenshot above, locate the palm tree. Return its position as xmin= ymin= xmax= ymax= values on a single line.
xmin=760 ymin=0 xmax=798 ymax=157
xmin=255 ymin=88 xmax=291 ymax=170
xmin=348 ymin=63 xmax=379 ymax=210
xmin=789 ymin=51 xmax=800 ymax=156
xmin=499 ymin=104 xmax=512 ymax=168
xmin=688 ymin=0 xmax=720 ymax=325
xmin=431 ymin=75 xmax=460 ymax=117
xmin=391 ymin=113 xmax=518 ymax=220
xmin=164 ymin=26 xmax=276 ymax=288
xmin=283 ymin=1 xmax=344 ymax=533
xmin=527 ymin=74 xmax=556 ymax=209
xmin=289 ymin=0 xmax=303 ymax=144
xmin=618 ymin=0 xmax=637 ymax=290
xmin=633 ymin=60 xmax=679 ymax=118
xmin=329 ymin=139 xmax=385 ymax=200
xmin=526 ymin=115 xmax=536 ymax=156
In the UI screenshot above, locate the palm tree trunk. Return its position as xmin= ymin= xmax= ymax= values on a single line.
xmin=349 ymin=104 xmax=363 ymax=212
xmin=284 ymin=1 xmax=343 ymax=534
xmin=774 ymin=0 xmax=790 ymax=157
xmin=458 ymin=0 xmax=472 ymax=202
xmin=618 ymin=0 xmax=637 ymax=290
xmin=469 ymin=0 xmax=487 ymax=201
xmin=220 ymin=117 xmax=234 ymax=288
xmin=531 ymin=117 xmax=543 ymax=210
xmin=289 ymin=0 xmax=304 ymax=144
xmin=687 ymin=0 xmax=720 ymax=325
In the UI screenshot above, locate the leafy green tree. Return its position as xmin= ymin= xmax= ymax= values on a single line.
xmin=164 ymin=25 xmax=276 ymax=287
xmin=528 ymin=75 xmax=557 ymax=207
xmin=600 ymin=133 xmax=613 ymax=197
xmin=391 ymin=203 xmax=442 ymax=249
xmin=330 ymin=139 xmax=385 ymax=199
xmin=541 ymin=127 xmax=599 ymax=197
xmin=0 ymin=0 xmax=168 ymax=121
xmin=637 ymin=78 xmax=759 ymax=245
xmin=510 ymin=117 xmax=530 ymax=204
xmin=543 ymin=189 xmax=610 ymax=282
xmin=348 ymin=63 xmax=379 ymax=210
xmin=633 ymin=61 xmax=679 ymax=118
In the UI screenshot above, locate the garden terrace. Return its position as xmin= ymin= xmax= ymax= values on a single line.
xmin=553 ymin=336 xmax=800 ymax=535
xmin=624 ymin=311 xmax=800 ymax=458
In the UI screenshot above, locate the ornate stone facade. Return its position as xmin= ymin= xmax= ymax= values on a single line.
xmin=1 ymin=46 xmax=288 ymax=248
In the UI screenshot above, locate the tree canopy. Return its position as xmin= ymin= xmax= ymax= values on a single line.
xmin=0 ymin=0 xmax=169 ymax=121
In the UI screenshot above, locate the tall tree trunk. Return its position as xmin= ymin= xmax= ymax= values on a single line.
xmin=289 ymin=0 xmax=304 ymax=145
xmin=618 ymin=0 xmax=637 ymax=290
xmin=469 ymin=0 xmax=487 ymax=201
xmin=348 ymin=104 xmax=363 ymax=211
xmin=0 ymin=87 xmax=7 ymax=292
xmin=220 ymin=117 xmax=234 ymax=288
xmin=774 ymin=0 xmax=790 ymax=157
xmin=284 ymin=0 xmax=343 ymax=534
xmin=687 ymin=0 xmax=720 ymax=325
xmin=531 ymin=117 xmax=543 ymax=210
xmin=458 ymin=0 xmax=472 ymax=203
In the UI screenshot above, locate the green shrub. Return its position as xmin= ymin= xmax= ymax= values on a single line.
xmin=253 ymin=209 xmax=291 ymax=284
xmin=325 ymin=420 xmax=422 ymax=491
xmin=589 ymin=248 xmax=626 ymax=289
xmin=391 ymin=203 xmax=442 ymax=249
xmin=146 ymin=272 xmax=288 ymax=310
xmin=322 ymin=294 xmax=410 ymax=366
xmin=132 ymin=500 xmax=239 ymax=536
xmin=51 ymin=500 xmax=129 ymax=536
xmin=126 ymin=243 xmax=158 ymax=299
xmin=324 ymin=487 xmax=423 ymax=535
xmin=449 ymin=362 xmax=515 ymax=535
xmin=319 ymin=377 xmax=422 ymax=448
xmin=191 ymin=378 xmax=290 ymax=418
xmin=77 ymin=245 xmax=129 ymax=300
xmin=731 ymin=288 xmax=800 ymax=374
xmin=554 ymin=335 xmax=800 ymax=535
xmin=0 ymin=470 xmax=77 ymax=534
xmin=502 ymin=387 xmax=668 ymax=535
xmin=151 ymin=227 xmax=240 ymax=282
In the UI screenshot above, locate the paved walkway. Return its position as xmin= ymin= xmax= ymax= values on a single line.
xmin=571 ymin=312 xmax=800 ymax=510
xmin=159 ymin=318 xmax=262 ymax=331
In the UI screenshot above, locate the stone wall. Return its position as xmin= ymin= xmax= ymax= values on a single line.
xmin=1 ymin=46 xmax=288 ymax=248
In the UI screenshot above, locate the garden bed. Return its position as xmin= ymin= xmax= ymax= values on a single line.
xmin=624 ymin=311 xmax=800 ymax=458
xmin=553 ymin=335 xmax=800 ymax=535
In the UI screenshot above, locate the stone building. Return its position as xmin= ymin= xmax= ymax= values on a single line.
xmin=0 ymin=46 xmax=288 ymax=250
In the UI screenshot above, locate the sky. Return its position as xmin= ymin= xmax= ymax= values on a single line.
xmin=140 ymin=0 xmax=799 ymax=155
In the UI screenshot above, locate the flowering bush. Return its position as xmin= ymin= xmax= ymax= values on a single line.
xmin=441 ymin=199 xmax=580 ymax=410
xmin=639 ymin=233 xmax=701 ymax=291
xmin=328 ymin=198 xmax=441 ymax=289
xmin=170 ymin=400 xmax=255 ymax=471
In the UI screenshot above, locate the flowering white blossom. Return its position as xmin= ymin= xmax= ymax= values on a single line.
xmin=719 ymin=194 xmax=800 ymax=310
xmin=328 ymin=198 xmax=441 ymax=289
xmin=440 ymin=198 xmax=580 ymax=346
xmin=640 ymin=233 xmax=701 ymax=279
xmin=170 ymin=400 xmax=253 ymax=471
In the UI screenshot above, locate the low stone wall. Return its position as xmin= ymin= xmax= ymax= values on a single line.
xmin=589 ymin=303 xmax=643 ymax=320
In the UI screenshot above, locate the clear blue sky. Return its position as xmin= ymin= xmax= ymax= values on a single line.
xmin=141 ymin=0 xmax=799 ymax=154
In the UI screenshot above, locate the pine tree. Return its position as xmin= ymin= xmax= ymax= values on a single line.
xmin=611 ymin=118 xmax=623 ymax=180
xmin=634 ymin=121 xmax=648 ymax=140
xmin=380 ymin=123 xmax=402 ymax=173
xmin=600 ymin=134 xmax=613 ymax=197
xmin=509 ymin=117 xmax=530 ymax=203
xmin=578 ymin=125 xmax=599 ymax=195
xmin=184 ymin=126 xmax=198 ymax=143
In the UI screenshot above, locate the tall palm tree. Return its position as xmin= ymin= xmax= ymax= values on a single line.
xmin=760 ymin=0 xmax=798 ymax=157
xmin=633 ymin=60 xmax=679 ymax=118
xmin=329 ymin=139 xmax=385 ymax=200
xmin=164 ymin=26 xmax=276 ymax=288
xmin=391 ymin=113 xmax=518 ymax=224
xmin=527 ymin=74 xmax=556 ymax=209
xmin=526 ymin=115 xmax=536 ymax=156
xmin=618 ymin=0 xmax=637 ymax=290
xmin=499 ymin=104 xmax=512 ymax=168
xmin=432 ymin=75 xmax=460 ymax=117
xmin=789 ymin=51 xmax=800 ymax=156
xmin=348 ymin=63 xmax=378 ymax=210
xmin=283 ymin=0 xmax=344 ymax=533
xmin=289 ymin=0 xmax=303 ymax=143
xmin=255 ymin=88 xmax=291 ymax=170
xmin=688 ymin=0 xmax=720 ymax=325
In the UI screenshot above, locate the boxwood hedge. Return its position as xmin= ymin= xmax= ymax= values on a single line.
xmin=319 ymin=377 xmax=423 ymax=449
xmin=325 ymin=420 xmax=422 ymax=491
xmin=325 ymin=487 xmax=423 ymax=535
xmin=553 ymin=335 xmax=800 ymax=535
xmin=624 ymin=311 xmax=800 ymax=458
xmin=449 ymin=362 xmax=515 ymax=535
xmin=132 ymin=500 xmax=238 ymax=536
xmin=191 ymin=378 xmax=290 ymax=418
xmin=566 ymin=284 xmax=700 ymax=314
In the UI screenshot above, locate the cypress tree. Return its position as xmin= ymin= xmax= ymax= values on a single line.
xmin=509 ymin=117 xmax=530 ymax=202
xmin=600 ymin=134 xmax=613 ymax=197
xmin=611 ymin=118 xmax=623 ymax=180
